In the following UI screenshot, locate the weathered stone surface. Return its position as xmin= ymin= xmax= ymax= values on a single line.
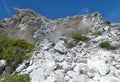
xmin=54 ymin=40 xmax=66 ymax=54
xmin=1 ymin=9 xmax=120 ymax=82
xmin=98 ymin=64 xmax=110 ymax=76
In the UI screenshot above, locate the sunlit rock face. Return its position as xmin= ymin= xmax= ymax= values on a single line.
xmin=0 ymin=9 xmax=103 ymax=43
xmin=1 ymin=8 xmax=120 ymax=82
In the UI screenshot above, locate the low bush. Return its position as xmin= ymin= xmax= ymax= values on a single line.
xmin=0 ymin=35 xmax=35 ymax=74
xmin=79 ymin=69 xmax=86 ymax=75
xmin=1 ymin=74 xmax=31 ymax=82
xmin=72 ymin=34 xmax=89 ymax=42
xmin=99 ymin=41 xmax=110 ymax=48
xmin=99 ymin=41 xmax=120 ymax=50
xmin=92 ymin=31 xmax=102 ymax=35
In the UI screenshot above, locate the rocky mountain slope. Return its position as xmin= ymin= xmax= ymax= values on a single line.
xmin=1 ymin=9 xmax=120 ymax=82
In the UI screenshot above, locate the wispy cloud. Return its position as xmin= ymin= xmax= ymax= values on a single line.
xmin=1 ymin=0 xmax=11 ymax=16
xmin=80 ymin=8 xmax=90 ymax=14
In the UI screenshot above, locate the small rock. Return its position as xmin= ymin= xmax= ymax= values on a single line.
xmin=15 ymin=64 xmax=27 ymax=73
xmin=0 ymin=59 xmax=7 ymax=67
xmin=115 ymin=64 xmax=120 ymax=69
xmin=53 ymin=54 xmax=65 ymax=62
xmin=54 ymin=40 xmax=66 ymax=54
xmin=111 ymin=31 xmax=117 ymax=36
xmin=87 ymin=72 xmax=95 ymax=79
xmin=15 ymin=60 xmax=29 ymax=73
xmin=55 ymin=70 xmax=64 ymax=82
xmin=103 ymin=26 xmax=110 ymax=31
xmin=93 ymin=36 xmax=104 ymax=42
xmin=43 ymin=42 xmax=54 ymax=50
xmin=98 ymin=64 xmax=110 ymax=76
xmin=105 ymin=56 xmax=114 ymax=63
xmin=64 ymin=76 xmax=70 ymax=81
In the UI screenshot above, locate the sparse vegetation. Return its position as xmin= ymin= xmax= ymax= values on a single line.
xmin=80 ymin=69 xmax=86 ymax=75
xmin=0 ymin=35 xmax=35 ymax=75
xmin=99 ymin=41 xmax=110 ymax=48
xmin=72 ymin=34 xmax=89 ymax=42
xmin=88 ymin=74 xmax=95 ymax=79
xmin=0 ymin=74 xmax=31 ymax=82
xmin=99 ymin=41 xmax=120 ymax=50
xmin=92 ymin=31 xmax=102 ymax=35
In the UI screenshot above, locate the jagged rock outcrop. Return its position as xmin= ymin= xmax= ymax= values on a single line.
xmin=1 ymin=9 xmax=120 ymax=82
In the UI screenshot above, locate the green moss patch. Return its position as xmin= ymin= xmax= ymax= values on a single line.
xmin=0 ymin=74 xmax=31 ymax=82
xmin=92 ymin=31 xmax=102 ymax=35
xmin=72 ymin=34 xmax=89 ymax=42
xmin=99 ymin=41 xmax=110 ymax=48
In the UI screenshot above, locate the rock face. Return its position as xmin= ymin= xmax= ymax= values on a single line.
xmin=1 ymin=9 xmax=120 ymax=82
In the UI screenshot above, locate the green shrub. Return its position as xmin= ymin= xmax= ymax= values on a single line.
xmin=1 ymin=74 xmax=31 ymax=82
xmin=99 ymin=41 xmax=120 ymax=50
xmin=92 ymin=31 xmax=102 ymax=35
xmin=72 ymin=34 xmax=89 ymax=42
xmin=0 ymin=35 xmax=35 ymax=73
xmin=99 ymin=41 xmax=110 ymax=48
xmin=80 ymin=69 xmax=86 ymax=75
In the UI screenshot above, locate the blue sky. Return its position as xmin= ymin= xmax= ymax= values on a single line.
xmin=0 ymin=0 xmax=120 ymax=22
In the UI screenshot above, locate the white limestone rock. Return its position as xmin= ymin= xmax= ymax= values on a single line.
xmin=64 ymin=75 xmax=70 ymax=81
xmin=6 ymin=9 xmax=120 ymax=82
xmin=42 ymin=42 xmax=54 ymax=50
xmin=54 ymin=40 xmax=66 ymax=54
xmin=98 ymin=64 xmax=110 ymax=76
xmin=103 ymin=26 xmax=110 ymax=31
xmin=53 ymin=53 xmax=65 ymax=62
xmin=105 ymin=55 xmax=114 ymax=64
xmin=0 ymin=59 xmax=7 ymax=67
xmin=54 ymin=70 xmax=64 ymax=82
